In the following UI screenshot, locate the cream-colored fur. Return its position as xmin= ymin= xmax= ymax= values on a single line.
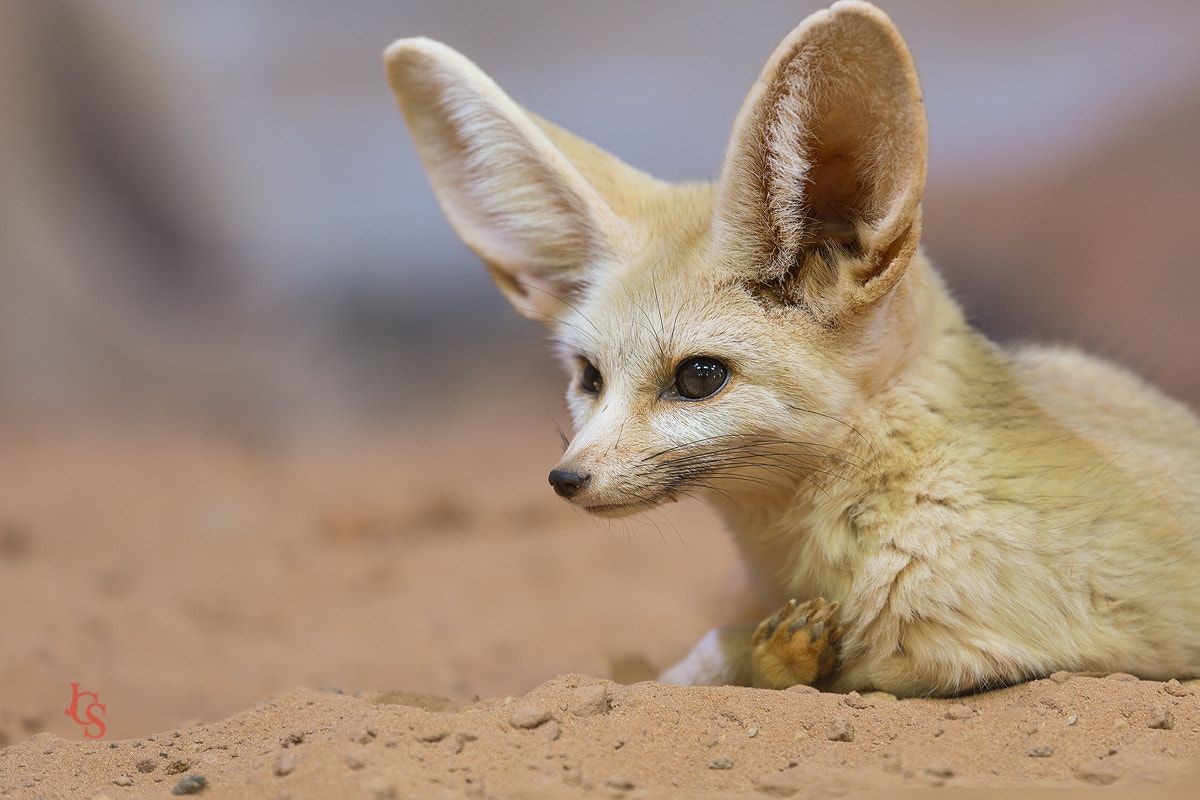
xmin=385 ymin=1 xmax=1200 ymax=696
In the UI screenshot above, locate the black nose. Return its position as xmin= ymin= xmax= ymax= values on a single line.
xmin=548 ymin=468 xmax=590 ymax=498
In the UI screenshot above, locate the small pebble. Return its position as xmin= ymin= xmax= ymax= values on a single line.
xmin=1027 ymin=745 xmax=1053 ymax=758
xmin=542 ymin=721 xmax=561 ymax=742
xmin=785 ymin=684 xmax=819 ymax=694
xmin=709 ymin=757 xmax=734 ymax=770
xmin=113 ymin=776 xmax=133 ymax=787
xmin=365 ymin=779 xmax=399 ymax=800
xmin=843 ymin=691 xmax=872 ymax=709
xmin=165 ymin=760 xmax=190 ymax=775
xmin=274 ymin=750 xmax=298 ymax=777
xmin=1065 ymin=715 xmax=1078 ymax=726
xmin=1164 ymin=679 xmax=1193 ymax=697
xmin=1048 ymin=671 xmax=1072 ymax=683
xmin=755 ymin=770 xmax=803 ymax=797
xmin=1075 ymin=759 xmax=1120 ymax=785
xmin=509 ymin=703 xmax=552 ymax=729
xmin=350 ymin=727 xmax=377 ymax=744
xmin=280 ymin=732 xmax=304 ymax=747
xmin=1105 ymin=672 xmax=1138 ymax=682
xmin=827 ymin=719 xmax=855 ymax=742
xmin=415 ymin=727 xmax=450 ymax=743
xmin=170 ymin=774 xmax=207 ymax=795
xmin=747 ymin=726 xmax=758 ymax=738
xmin=945 ymin=704 xmax=973 ymax=720
xmin=568 ymin=684 xmax=610 ymax=716
xmin=1147 ymin=708 xmax=1175 ymax=730
xmin=345 ymin=752 xmax=365 ymax=770
xmin=135 ymin=759 xmax=156 ymax=773
xmin=605 ymin=776 xmax=635 ymax=791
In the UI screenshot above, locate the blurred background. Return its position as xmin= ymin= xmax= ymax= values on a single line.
xmin=1 ymin=0 xmax=1198 ymax=742
xmin=3 ymin=0 xmax=1200 ymax=425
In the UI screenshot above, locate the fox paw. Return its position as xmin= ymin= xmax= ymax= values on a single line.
xmin=750 ymin=597 xmax=841 ymax=689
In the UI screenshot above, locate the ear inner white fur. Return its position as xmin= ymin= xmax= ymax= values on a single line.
xmin=711 ymin=0 xmax=928 ymax=317
xmin=384 ymin=37 xmax=634 ymax=322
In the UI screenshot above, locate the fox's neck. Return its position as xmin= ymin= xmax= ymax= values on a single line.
xmin=708 ymin=253 xmax=993 ymax=600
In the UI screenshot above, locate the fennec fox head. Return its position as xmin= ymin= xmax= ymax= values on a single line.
xmin=386 ymin=1 xmax=927 ymax=517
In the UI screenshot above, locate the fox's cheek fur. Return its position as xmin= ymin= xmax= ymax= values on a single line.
xmin=544 ymin=278 xmax=874 ymax=513
xmin=553 ymin=341 xmax=858 ymax=513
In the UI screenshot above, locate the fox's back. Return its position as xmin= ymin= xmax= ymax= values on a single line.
xmin=1002 ymin=344 xmax=1200 ymax=673
xmin=1010 ymin=344 xmax=1200 ymax=510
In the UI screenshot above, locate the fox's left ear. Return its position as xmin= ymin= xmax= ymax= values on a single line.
xmin=713 ymin=0 xmax=927 ymax=321
xmin=385 ymin=38 xmax=637 ymax=323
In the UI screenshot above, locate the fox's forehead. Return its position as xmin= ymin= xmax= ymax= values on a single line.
xmin=555 ymin=262 xmax=766 ymax=373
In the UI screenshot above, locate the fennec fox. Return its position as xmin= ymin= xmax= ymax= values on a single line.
xmin=385 ymin=1 xmax=1200 ymax=696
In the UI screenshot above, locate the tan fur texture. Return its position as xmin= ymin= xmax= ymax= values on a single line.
xmin=385 ymin=1 xmax=1200 ymax=696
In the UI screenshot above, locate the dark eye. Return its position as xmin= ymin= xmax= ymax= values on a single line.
xmin=580 ymin=360 xmax=603 ymax=394
xmin=673 ymin=356 xmax=729 ymax=400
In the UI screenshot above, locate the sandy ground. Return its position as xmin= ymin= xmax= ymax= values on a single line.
xmin=2 ymin=394 xmax=1199 ymax=797
xmin=3 ymin=676 xmax=1199 ymax=798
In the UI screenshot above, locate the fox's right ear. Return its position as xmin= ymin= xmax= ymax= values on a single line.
xmin=385 ymin=38 xmax=633 ymax=322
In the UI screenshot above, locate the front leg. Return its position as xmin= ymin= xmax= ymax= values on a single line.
xmin=658 ymin=598 xmax=843 ymax=689
xmin=658 ymin=624 xmax=757 ymax=686
xmin=750 ymin=597 xmax=841 ymax=689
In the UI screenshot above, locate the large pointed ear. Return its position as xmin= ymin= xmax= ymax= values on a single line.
xmin=713 ymin=0 xmax=927 ymax=321
xmin=384 ymin=38 xmax=635 ymax=321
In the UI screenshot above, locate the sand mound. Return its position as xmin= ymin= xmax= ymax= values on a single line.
xmin=4 ymin=673 xmax=1198 ymax=798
